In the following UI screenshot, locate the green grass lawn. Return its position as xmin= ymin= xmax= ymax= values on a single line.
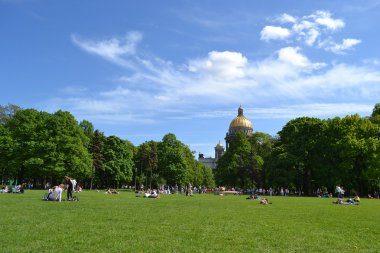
xmin=1 ymin=190 xmax=379 ymax=253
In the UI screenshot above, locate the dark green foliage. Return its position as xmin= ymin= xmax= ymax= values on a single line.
xmin=269 ymin=114 xmax=380 ymax=195
xmin=1 ymin=102 xmax=379 ymax=193
xmin=134 ymin=134 xmax=216 ymax=189
xmin=216 ymin=131 xmax=274 ymax=189
xmin=135 ymin=141 xmax=159 ymax=189
xmin=158 ymin=133 xmax=192 ymax=186
xmin=101 ymin=136 xmax=134 ymax=188
xmin=90 ymin=130 xmax=104 ymax=189
xmin=1 ymin=107 xmax=91 ymax=186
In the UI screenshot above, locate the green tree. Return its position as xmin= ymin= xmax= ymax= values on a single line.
xmin=216 ymin=132 xmax=251 ymax=188
xmin=135 ymin=141 xmax=159 ymax=189
xmin=201 ymin=162 xmax=215 ymax=188
xmin=0 ymin=104 xmax=21 ymax=125
xmin=249 ymin=132 xmax=274 ymax=188
xmin=370 ymin=103 xmax=380 ymax=122
xmin=79 ymin=120 xmax=95 ymax=141
xmin=0 ymin=124 xmax=15 ymax=181
xmin=158 ymin=133 xmax=191 ymax=187
xmin=325 ymin=115 xmax=380 ymax=195
xmin=276 ymin=117 xmax=325 ymax=195
xmin=102 ymin=136 xmax=134 ymax=188
xmin=48 ymin=110 xmax=92 ymax=181
xmin=90 ymin=129 xmax=104 ymax=189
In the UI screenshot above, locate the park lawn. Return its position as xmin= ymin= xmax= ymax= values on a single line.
xmin=0 ymin=191 xmax=379 ymax=253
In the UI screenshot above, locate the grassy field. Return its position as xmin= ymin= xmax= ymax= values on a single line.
xmin=0 ymin=190 xmax=379 ymax=253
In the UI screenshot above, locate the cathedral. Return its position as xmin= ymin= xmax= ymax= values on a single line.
xmin=198 ymin=106 xmax=253 ymax=169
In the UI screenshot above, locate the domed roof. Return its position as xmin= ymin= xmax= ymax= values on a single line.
xmin=215 ymin=141 xmax=224 ymax=149
xmin=229 ymin=106 xmax=252 ymax=130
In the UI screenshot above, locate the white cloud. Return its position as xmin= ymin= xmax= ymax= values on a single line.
xmin=277 ymin=13 xmax=297 ymax=24
xmin=63 ymin=32 xmax=380 ymax=126
xmin=71 ymin=32 xmax=142 ymax=69
xmin=188 ymin=51 xmax=248 ymax=80
xmin=312 ymin=10 xmax=345 ymax=30
xmin=305 ymin=28 xmax=320 ymax=46
xmin=260 ymin=26 xmax=291 ymax=41
xmin=261 ymin=10 xmax=360 ymax=53
xmin=251 ymin=103 xmax=374 ymax=119
xmin=277 ymin=47 xmax=326 ymax=70
xmin=325 ymin=38 xmax=362 ymax=54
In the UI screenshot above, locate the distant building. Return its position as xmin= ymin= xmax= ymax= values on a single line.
xmin=225 ymin=105 xmax=253 ymax=150
xmin=198 ymin=106 xmax=253 ymax=168
xmin=198 ymin=141 xmax=225 ymax=169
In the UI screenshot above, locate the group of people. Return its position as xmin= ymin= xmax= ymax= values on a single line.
xmin=331 ymin=185 xmax=361 ymax=205
xmin=143 ymin=189 xmax=160 ymax=198
xmin=246 ymin=193 xmax=272 ymax=205
xmin=43 ymin=176 xmax=77 ymax=202
xmin=333 ymin=196 xmax=360 ymax=205
xmin=1 ymin=183 xmax=24 ymax=194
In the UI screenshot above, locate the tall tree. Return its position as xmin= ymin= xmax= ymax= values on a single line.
xmin=216 ymin=132 xmax=251 ymax=188
xmin=158 ymin=133 xmax=191 ymax=187
xmin=325 ymin=115 xmax=380 ymax=195
xmin=0 ymin=124 xmax=15 ymax=181
xmin=249 ymin=132 xmax=274 ymax=188
xmin=79 ymin=120 xmax=95 ymax=141
xmin=102 ymin=136 xmax=134 ymax=188
xmin=135 ymin=141 xmax=159 ymax=189
xmin=276 ymin=117 xmax=325 ymax=195
xmin=90 ymin=129 xmax=104 ymax=189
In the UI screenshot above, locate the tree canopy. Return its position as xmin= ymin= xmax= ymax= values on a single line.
xmin=1 ymin=103 xmax=379 ymax=195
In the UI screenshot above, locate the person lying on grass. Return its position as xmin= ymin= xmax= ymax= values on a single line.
xmin=105 ymin=188 xmax=119 ymax=194
xmin=332 ymin=198 xmax=359 ymax=205
xmin=246 ymin=193 xmax=261 ymax=200
xmin=260 ymin=198 xmax=271 ymax=205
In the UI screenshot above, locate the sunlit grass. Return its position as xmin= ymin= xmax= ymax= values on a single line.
xmin=0 ymin=190 xmax=379 ymax=252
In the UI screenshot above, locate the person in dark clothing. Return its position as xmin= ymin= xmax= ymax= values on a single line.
xmin=65 ymin=176 xmax=73 ymax=200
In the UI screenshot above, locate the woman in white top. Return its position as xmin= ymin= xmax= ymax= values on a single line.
xmin=48 ymin=184 xmax=64 ymax=202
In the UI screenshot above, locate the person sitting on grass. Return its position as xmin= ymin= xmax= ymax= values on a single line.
xmin=143 ymin=191 xmax=151 ymax=198
xmin=14 ymin=185 xmax=24 ymax=194
xmin=354 ymin=194 xmax=360 ymax=202
xmin=149 ymin=190 xmax=159 ymax=198
xmin=260 ymin=198 xmax=271 ymax=205
xmin=46 ymin=184 xmax=64 ymax=202
xmin=1 ymin=183 xmax=7 ymax=193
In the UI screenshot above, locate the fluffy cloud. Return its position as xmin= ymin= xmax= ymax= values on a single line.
xmin=277 ymin=47 xmax=325 ymax=70
xmin=324 ymin=38 xmax=362 ymax=54
xmin=260 ymin=10 xmax=360 ymax=54
xmin=260 ymin=26 xmax=291 ymax=41
xmin=311 ymin=10 xmax=345 ymax=30
xmin=188 ymin=51 xmax=248 ymax=80
xmin=60 ymin=30 xmax=380 ymax=126
xmin=277 ymin=13 xmax=297 ymax=24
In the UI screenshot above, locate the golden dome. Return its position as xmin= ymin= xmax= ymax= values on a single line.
xmin=215 ymin=141 xmax=224 ymax=149
xmin=229 ymin=106 xmax=253 ymax=130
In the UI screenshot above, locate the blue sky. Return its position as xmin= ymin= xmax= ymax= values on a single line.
xmin=1 ymin=0 xmax=380 ymax=157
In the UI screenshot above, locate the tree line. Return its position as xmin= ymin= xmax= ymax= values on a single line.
xmin=1 ymin=103 xmax=379 ymax=195
xmin=0 ymin=104 xmax=215 ymax=189
xmin=216 ymin=104 xmax=380 ymax=196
